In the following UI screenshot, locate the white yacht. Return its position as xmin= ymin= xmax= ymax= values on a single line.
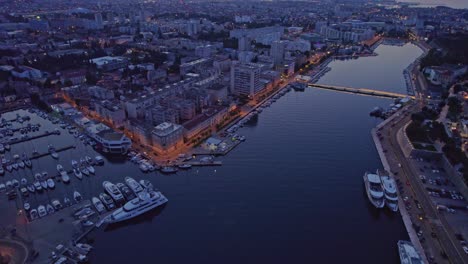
xmin=397 ymin=240 xmax=423 ymax=264
xmin=57 ymin=165 xmax=70 ymax=183
xmin=47 ymin=178 xmax=55 ymax=189
xmin=125 ymin=177 xmax=143 ymax=194
xmin=103 ymin=181 xmax=124 ymax=204
xmin=107 ymin=190 xmax=168 ymax=224
xmin=73 ymin=168 xmax=83 ymax=180
xmin=92 ymin=197 xmax=106 ymax=213
xmin=363 ymin=172 xmax=385 ymax=208
xmin=380 ymin=174 xmax=399 ymax=212
xmin=87 ymin=164 xmax=95 ymax=174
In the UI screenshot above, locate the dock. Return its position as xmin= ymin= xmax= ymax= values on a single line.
xmin=186 ymin=161 xmax=223 ymax=166
xmin=30 ymin=145 xmax=76 ymax=160
xmin=10 ymin=131 xmax=60 ymax=145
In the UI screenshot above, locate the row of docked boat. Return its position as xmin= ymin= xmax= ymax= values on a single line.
xmin=27 ymin=191 xmax=84 ymax=221
xmin=0 ymin=171 xmax=58 ymax=200
xmin=363 ymin=170 xmax=399 ymax=212
xmin=91 ymin=177 xmax=167 ymax=224
xmin=0 ymin=153 xmax=32 ymax=175
xmin=128 ymin=151 xmax=189 ymax=173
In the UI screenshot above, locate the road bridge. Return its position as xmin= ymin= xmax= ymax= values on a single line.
xmin=307 ymin=83 xmax=415 ymax=99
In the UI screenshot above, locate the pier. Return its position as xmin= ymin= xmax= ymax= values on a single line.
xmin=306 ymin=83 xmax=415 ymax=99
xmin=186 ymin=161 xmax=223 ymax=166
xmin=9 ymin=131 xmax=60 ymax=145
xmin=30 ymin=145 xmax=76 ymax=160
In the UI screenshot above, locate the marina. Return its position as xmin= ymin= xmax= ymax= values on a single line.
xmin=0 ymin=108 xmax=169 ymax=263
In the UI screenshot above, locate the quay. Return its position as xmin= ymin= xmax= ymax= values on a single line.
xmin=306 ymin=83 xmax=414 ymax=99
xmin=370 ymin=103 xmax=429 ymax=264
xmin=186 ymin=161 xmax=223 ymax=166
xmin=9 ymin=131 xmax=60 ymax=145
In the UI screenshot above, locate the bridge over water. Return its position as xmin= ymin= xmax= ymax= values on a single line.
xmin=306 ymin=83 xmax=415 ymax=99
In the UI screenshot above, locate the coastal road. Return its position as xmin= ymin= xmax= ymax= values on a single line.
xmin=379 ymin=105 xmax=468 ymax=263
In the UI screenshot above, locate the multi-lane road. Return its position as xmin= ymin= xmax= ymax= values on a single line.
xmin=378 ymin=103 xmax=468 ymax=263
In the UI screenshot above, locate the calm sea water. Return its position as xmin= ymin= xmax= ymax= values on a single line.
xmin=0 ymin=43 xmax=423 ymax=263
xmin=397 ymin=0 xmax=468 ymax=9
xmin=88 ymin=43 xmax=422 ymax=264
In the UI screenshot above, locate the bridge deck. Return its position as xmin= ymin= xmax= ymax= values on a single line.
xmin=306 ymin=83 xmax=414 ymax=99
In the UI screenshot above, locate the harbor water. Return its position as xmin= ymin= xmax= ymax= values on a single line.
xmin=88 ymin=43 xmax=422 ymax=263
xmin=0 ymin=43 xmax=423 ymax=263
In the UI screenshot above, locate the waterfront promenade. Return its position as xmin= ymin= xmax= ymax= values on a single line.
xmin=373 ymin=102 xmax=468 ymax=263
xmin=371 ymin=103 xmax=429 ymax=263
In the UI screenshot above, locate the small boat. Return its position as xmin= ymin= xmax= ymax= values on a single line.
xmin=29 ymin=209 xmax=38 ymax=220
xmin=95 ymin=156 xmax=104 ymax=165
xmin=99 ymin=193 xmax=115 ymax=210
xmin=81 ymin=167 xmax=90 ymax=176
xmin=63 ymin=197 xmax=71 ymax=207
xmin=33 ymin=181 xmax=42 ymax=191
xmin=56 ymin=164 xmax=64 ymax=173
xmin=27 ymin=184 xmax=35 ymax=193
xmin=34 ymin=173 xmax=42 ymax=181
xmin=12 ymin=179 xmax=19 ymax=187
xmin=51 ymin=199 xmax=62 ymax=210
xmin=178 ymin=163 xmax=192 ymax=169
xmin=85 ymin=156 xmax=94 ymax=165
xmin=92 ymin=197 xmax=106 ymax=213
xmin=75 ymin=243 xmax=93 ymax=253
xmin=24 ymin=159 xmax=32 ymax=168
xmin=46 ymin=204 xmax=55 ymax=214
xmin=20 ymin=178 xmax=27 ymax=185
xmin=42 ymin=171 xmax=48 ymax=178
xmin=47 ymin=178 xmax=55 ymax=189
xmin=74 ymin=191 xmax=82 ymax=203
xmin=81 ymin=220 xmax=94 ymax=227
xmin=71 ymin=160 xmax=78 ymax=168
xmin=40 ymin=180 xmax=48 ymax=189
xmin=139 ymin=163 xmax=149 ymax=172
xmin=4 ymin=144 xmax=10 ymax=151
xmin=18 ymin=161 xmax=25 ymax=168
xmin=20 ymin=187 xmax=28 ymax=197
xmin=12 ymin=163 xmax=18 ymax=170
xmin=51 ymin=152 xmax=59 ymax=159
xmin=87 ymin=165 xmax=95 ymax=174
xmin=5 ymin=165 xmax=12 ymax=172
xmin=73 ymin=168 xmax=83 ymax=180
xmin=37 ymin=205 xmax=47 ymax=218
xmin=24 ymin=202 xmax=31 ymax=211
xmin=6 ymin=181 xmax=12 ymax=189
xmin=61 ymin=171 xmax=70 ymax=183
xmin=0 ymin=183 xmax=6 ymax=192
xmin=0 ymin=167 xmax=4 ymax=175
xmin=139 ymin=179 xmax=153 ymax=190
xmin=161 ymin=166 xmax=178 ymax=174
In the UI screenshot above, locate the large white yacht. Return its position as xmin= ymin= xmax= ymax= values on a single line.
xmin=397 ymin=240 xmax=423 ymax=264
xmin=106 ymin=190 xmax=167 ymax=224
xmin=363 ymin=172 xmax=385 ymax=208
xmin=102 ymin=181 xmax=125 ymax=204
xmin=380 ymin=174 xmax=399 ymax=212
